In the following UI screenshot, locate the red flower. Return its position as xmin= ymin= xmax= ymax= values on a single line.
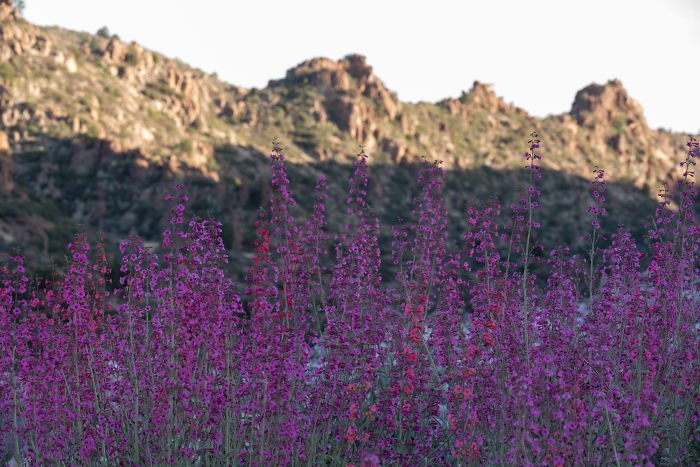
xmin=345 ymin=424 xmax=358 ymax=444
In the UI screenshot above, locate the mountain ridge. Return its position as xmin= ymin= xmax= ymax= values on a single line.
xmin=0 ymin=0 xmax=691 ymax=272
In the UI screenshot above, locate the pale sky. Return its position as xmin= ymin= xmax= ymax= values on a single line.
xmin=24 ymin=0 xmax=700 ymax=134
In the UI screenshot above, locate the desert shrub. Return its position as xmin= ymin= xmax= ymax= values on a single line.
xmin=96 ymin=26 xmax=111 ymax=39
xmin=178 ymin=138 xmax=194 ymax=154
xmin=124 ymin=46 xmax=139 ymax=66
xmin=0 ymin=63 xmax=17 ymax=85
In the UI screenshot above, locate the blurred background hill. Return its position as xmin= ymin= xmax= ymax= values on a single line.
xmin=0 ymin=0 xmax=693 ymax=278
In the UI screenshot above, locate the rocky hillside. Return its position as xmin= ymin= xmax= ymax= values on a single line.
xmin=0 ymin=0 xmax=691 ymax=276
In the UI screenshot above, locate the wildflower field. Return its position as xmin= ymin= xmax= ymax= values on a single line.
xmin=1 ymin=134 xmax=699 ymax=465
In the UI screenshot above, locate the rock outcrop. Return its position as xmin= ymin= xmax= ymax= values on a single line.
xmin=570 ymin=79 xmax=647 ymax=129
xmin=0 ymin=0 xmax=18 ymax=22
xmin=0 ymin=0 xmax=51 ymax=61
xmin=271 ymin=54 xmax=402 ymax=150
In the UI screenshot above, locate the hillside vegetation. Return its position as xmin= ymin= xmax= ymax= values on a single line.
xmin=0 ymin=0 xmax=690 ymax=276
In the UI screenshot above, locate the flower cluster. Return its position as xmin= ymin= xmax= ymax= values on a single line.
xmin=1 ymin=135 xmax=699 ymax=465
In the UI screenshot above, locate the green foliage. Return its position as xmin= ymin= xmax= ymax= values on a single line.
xmin=96 ymin=26 xmax=111 ymax=39
xmin=143 ymin=79 xmax=173 ymax=100
xmin=0 ymin=62 xmax=17 ymax=84
xmin=124 ymin=45 xmax=139 ymax=65
xmin=613 ymin=115 xmax=627 ymax=136
xmin=79 ymin=116 xmax=99 ymax=138
xmin=117 ymin=125 xmax=130 ymax=139
xmin=292 ymin=126 xmax=322 ymax=151
xmin=146 ymin=109 xmax=176 ymax=135
xmin=178 ymin=138 xmax=194 ymax=154
xmin=102 ymin=81 xmax=122 ymax=99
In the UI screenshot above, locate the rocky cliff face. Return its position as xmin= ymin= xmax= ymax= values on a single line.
xmin=270 ymin=55 xmax=401 ymax=152
xmin=0 ymin=1 xmax=691 ymax=272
